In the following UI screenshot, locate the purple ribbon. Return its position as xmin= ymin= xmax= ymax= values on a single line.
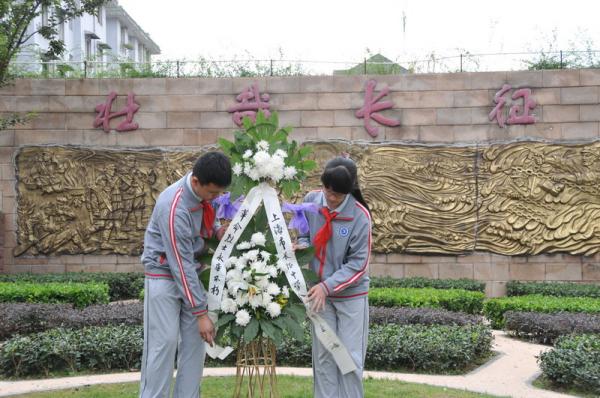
xmin=214 ymin=192 xmax=244 ymax=220
xmin=282 ymin=202 xmax=319 ymax=234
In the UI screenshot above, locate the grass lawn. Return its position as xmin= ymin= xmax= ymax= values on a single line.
xmin=10 ymin=376 xmax=506 ymax=398
xmin=532 ymin=375 xmax=599 ymax=398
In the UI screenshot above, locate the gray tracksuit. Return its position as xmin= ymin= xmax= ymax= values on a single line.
xmin=298 ymin=190 xmax=371 ymax=398
xmin=139 ymin=172 xmax=216 ymax=398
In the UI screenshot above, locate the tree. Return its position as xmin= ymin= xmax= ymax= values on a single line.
xmin=0 ymin=0 xmax=108 ymax=85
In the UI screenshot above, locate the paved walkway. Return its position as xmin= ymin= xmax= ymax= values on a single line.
xmin=0 ymin=332 xmax=578 ymax=398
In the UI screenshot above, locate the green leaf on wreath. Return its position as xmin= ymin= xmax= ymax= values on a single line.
xmin=295 ymin=246 xmax=316 ymax=267
xmin=301 ymin=159 xmax=317 ymax=171
xmin=301 ymin=267 xmax=319 ymax=285
xmin=243 ymin=318 xmax=259 ymax=342
xmin=199 ymin=267 xmax=211 ymax=290
xmin=216 ymin=313 xmax=235 ymax=328
xmin=259 ymin=319 xmax=282 ymax=345
xmin=285 ymin=303 xmax=306 ymax=323
xmin=282 ymin=315 xmax=305 ymax=341
xmin=218 ymin=138 xmax=235 ymax=154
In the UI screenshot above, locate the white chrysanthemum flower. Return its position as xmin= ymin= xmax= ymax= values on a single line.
xmin=232 ymin=163 xmax=243 ymax=176
xmin=255 ymin=277 xmax=269 ymax=288
xmin=221 ymin=297 xmax=237 ymax=314
xmin=243 ymin=150 xmax=253 ymax=159
xmin=236 ymin=241 xmax=252 ymax=250
xmin=266 ymin=265 xmax=278 ymax=278
xmin=256 ymin=140 xmax=269 ymax=151
xmin=226 ymin=256 xmax=238 ymax=269
xmin=235 ymin=309 xmax=251 ymax=326
xmin=245 ymin=249 xmax=260 ymax=261
xmin=269 ymin=155 xmax=285 ymax=181
xmin=283 ymin=166 xmax=297 ymax=180
xmin=276 ymin=259 xmax=287 ymax=271
xmin=261 ymin=292 xmax=273 ymax=307
xmin=260 ymin=251 xmax=271 ymax=262
xmin=235 ymin=257 xmax=247 ymax=270
xmin=282 ymin=286 xmax=290 ymax=298
xmin=274 ymin=149 xmax=288 ymax=159
xmin=242 ymin=270 xmax=252 ymax=281
xmin=249 ymin=293 xmax=263 ymax=309
xmin=236 ymin=291 xmax=249 ymax=306
xmin=266 ymin=282 xmax=281 ymax=296
xmin=251 ymin=232 xmax=266 ymax=247
xmin=246 ymin=167 xmax=260 ymax=181
xmin=266 ymin=302 xmax=281 ymax=318
xmin=226 ymin=268 xmax=242 ymax=281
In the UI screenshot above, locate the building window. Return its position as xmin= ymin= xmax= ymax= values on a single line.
xmin=97 ymin=7 xmax=103 ymax=25
xmin=120 ymin=27 xmax=127 ymax=53
xmin=138 ymin=43 xmax=143 ymax=62
xmin=85 ymin=35 xmax=93 ymax=60
xmin=41 ymin=5 xmax=50 ymax=27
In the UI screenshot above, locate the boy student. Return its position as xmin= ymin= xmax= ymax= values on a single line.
xmin=299 ymin=156 xmax=372 ymax=398
xmin=139 ymin=152 xmax=232 ymax=398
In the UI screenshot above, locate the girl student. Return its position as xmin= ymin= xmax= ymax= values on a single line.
xmin=297 ymin=156 xmax=372 ymax=398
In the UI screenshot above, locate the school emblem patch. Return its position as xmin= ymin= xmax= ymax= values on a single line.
xmin=339 ymin=227 xmax=349 ymax=237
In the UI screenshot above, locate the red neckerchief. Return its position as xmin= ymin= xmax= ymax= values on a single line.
xmin=201 ymin=200 xmax=215 ymax=238
xmin=314 ymin=207 xmax=338 ymax=278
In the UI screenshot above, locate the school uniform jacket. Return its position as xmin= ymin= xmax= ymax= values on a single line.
xmin=141 ymin=173 xmax=216 ymax=316
xmin=299 ymin=190 xmax=371 ymax=299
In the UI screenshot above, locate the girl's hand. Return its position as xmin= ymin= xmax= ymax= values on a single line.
xmin=307 ymin=283 xmax=327 ymax=313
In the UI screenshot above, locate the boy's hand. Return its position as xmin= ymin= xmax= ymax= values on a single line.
xmin=197 ymin=313 xmax=216 ymax=346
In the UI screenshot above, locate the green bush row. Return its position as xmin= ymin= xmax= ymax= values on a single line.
xmin=507 ymin=280 xmax=600 ymax=298
xmin=369 ymin=287 xmax=485 ymax=314
xmin=0 ymin=272 xmax=144 ymax=302
xmin=370 ymin=277 xmax=485 ymax=292
xmin=538 ymin=334 xmax=600 ymax=395
xmin=0 ymin=326 xmax=142 ymax=377
xmin=0 ymin=282 xmax=109 ymax=308
xmin=483 ymin=295 xmax=600 ymax=329
xmin=0 ymin=323 xmax=493 ymax=377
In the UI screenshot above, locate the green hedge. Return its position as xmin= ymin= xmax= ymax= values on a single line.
xmin=507 ymin=281 xmax=600 ymax=298
xmin=0 ymin=282 xmax=109 ymax=308
xmin=538 ymin=334 xmax=600 ymax=395
xmin=0 ymin=326 xmax=142 ymax=377
xmin=0 ymin=323 xmax=493 ymax=377
xmin=369 ymin=288 xmax=485 ymax=314
xmin=483 ymin=295 xmax=600 ymax=329
xmin=370 ymin=277 xmax=485 ymax=292
xmin=0 ymin=272 xmax=143 ymax=302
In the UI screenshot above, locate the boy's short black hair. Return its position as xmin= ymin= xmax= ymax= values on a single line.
xmin=321 ymin=165 xmax=353 ymax=194
xmin=192 ymin=152 xmax=232 ymax=187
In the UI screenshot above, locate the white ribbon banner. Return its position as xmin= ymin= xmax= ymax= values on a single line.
xmin=206 ymin=182 xmax=357 ymax=375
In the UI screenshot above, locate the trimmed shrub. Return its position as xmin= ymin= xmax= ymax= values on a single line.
xmin=0 ymin=282 xmax=109 ymax=308
xmin=370 ymin=277 xmax=485 ymax=292
xmin=369 ymin=288 xmax=485 ymax=314
xmin=0 ymin=326 xmax=143 ymax=377
xmin=483 ymin=295 xmax=600 ymax=329
xmin=538 ymin=334 xmax=600 ymax=395
xmin=504 ymin=311 xmax=600 ymax=344
xmin=369 ymin=306 xmax=483 ymax=327
xmin=0 ymin=323 xmax=493 ymax=377
xmin=0 ymin=302 xmax=143 ymax=340
xmin=0 ymin=272 xmax=144 ymax=301
xmin=507 ymin=281 xmax=600 ymax=298
xmin=367 ymin=324 xmax=493 ymax=372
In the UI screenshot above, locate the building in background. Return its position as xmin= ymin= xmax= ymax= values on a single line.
xmin=16 ymin=0 xmax=160 ymax=68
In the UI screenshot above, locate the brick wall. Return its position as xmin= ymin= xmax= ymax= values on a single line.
xmin=2 ymin=70 xmax=600 ymax=295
